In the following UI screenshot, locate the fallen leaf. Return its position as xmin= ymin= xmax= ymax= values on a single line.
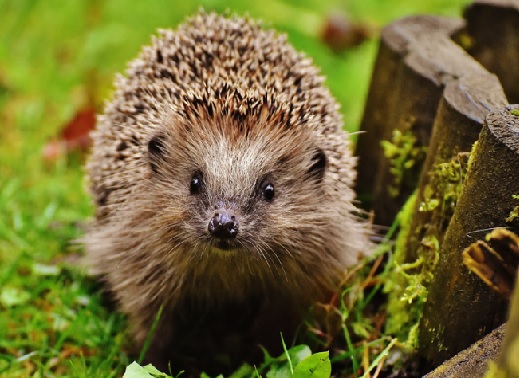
xmin=463 ymin=228 xmax=519 ymax=299
xmin=43 ymin=107 xmax=95 ymax=161
xmin=321 ymin=13 xmax=373 ymax=54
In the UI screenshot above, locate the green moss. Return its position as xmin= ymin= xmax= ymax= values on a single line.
xmin=419 ymin=152 xmax=469 ymax=222
xmin=381 ymin=126 xmax=427 ymax=198
xmin=466 ymin=141 xmax=479 ymax=176
xmin=506 ymin=194 xmax=519 ymax=223
xmin=384 ymin=192 xmax=424 ymax=348
xmin=484 ymin=362 xmax=507 ymax=378
xmin=453 ymin=31 xmax=474 ymax=51
xmin=385 ymin=152 xmax=470 ymax=350
xmin=509 ymin=109 xmax=519 ymax=116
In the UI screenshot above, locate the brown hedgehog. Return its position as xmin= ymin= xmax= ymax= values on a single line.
xmin=85 ymin=11 xmax=371 ymax=374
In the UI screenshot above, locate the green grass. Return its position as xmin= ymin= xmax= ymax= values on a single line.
xmin=0 ymin=0 xmax=470 ymax=376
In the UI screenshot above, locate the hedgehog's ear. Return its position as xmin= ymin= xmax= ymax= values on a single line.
xmin=308 ymin=148 xmax=327 ymax=182
xmin=148 ymin=134 xmax=167 ymax=173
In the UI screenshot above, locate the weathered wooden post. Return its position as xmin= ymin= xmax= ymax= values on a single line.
xmin=400 ymin=68 xmax=506 ymax=265
xmin=463 ymin=0 xmax=519 ymax=103
xmin=385 ymin=73 xmax=507 ymax=343
xmin=420 ymin=105 xmax=519 ymax=366
xmin=423 ymin=229 xmax=519 ymax=377
xmin=355 ymin=16 xmax=465 ymax=225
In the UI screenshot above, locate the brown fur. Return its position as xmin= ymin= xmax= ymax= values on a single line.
xmin=85 ymin=11 xmax=371 ymax=374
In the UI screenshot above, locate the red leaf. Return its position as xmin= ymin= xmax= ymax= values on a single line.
xmin=43 ymin=107 xmax=95 ymax=161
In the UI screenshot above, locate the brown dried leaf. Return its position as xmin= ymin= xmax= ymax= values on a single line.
xmin=463 ymin=228 xmax=519 ymax=299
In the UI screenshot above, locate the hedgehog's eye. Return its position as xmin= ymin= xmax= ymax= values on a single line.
xmin=190 ymin=171 xmax=203 ymax=195
xmin=262 ymin=182 xmax=275 ymax=201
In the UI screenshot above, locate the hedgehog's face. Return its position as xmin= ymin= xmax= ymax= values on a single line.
xmin=144 ymin=114 xmax=339 ymax=285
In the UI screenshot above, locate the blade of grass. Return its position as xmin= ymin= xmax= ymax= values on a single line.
xmin=360 ymin=338 xmax=397 ymax=378
xmin=138 ymin=305 xmax=164 ymax=364
xmin=280 ymin=333 xmax=294 ymax=376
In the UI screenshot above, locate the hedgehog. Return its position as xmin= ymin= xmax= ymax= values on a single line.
xmin=85 ymin=11 xmax=372 ymax=374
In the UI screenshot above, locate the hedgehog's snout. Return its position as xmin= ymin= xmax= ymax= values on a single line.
xmin=208 ymin=208 xmax=239 ymax=239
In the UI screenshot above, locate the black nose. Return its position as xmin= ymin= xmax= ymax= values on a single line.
xmin=208 ymin=210 xmax=239 ymax=239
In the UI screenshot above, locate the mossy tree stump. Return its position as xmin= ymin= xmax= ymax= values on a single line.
xmin=355 ymin=15 xmax=466 ymax=226
xmin=419 ymin=105 xmax=519 ymax=367
xmin=384 ymin=73 xmax=506 ymax=346
xmin=401 ymin=68 xmax=506 ymax=266
xmin=356 ymin=0 xmax=519 ymax=226
xmin=354 ymin=12 xmax=507 ymax=226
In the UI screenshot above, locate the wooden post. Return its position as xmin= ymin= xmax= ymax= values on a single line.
xmin=420 ymin=105 xmax=519 ymax=367
xmin=462 ymin=0 xmax=519 ymax=103
xmin=354 ymin=15 xmax=500 ymax=226
xmin=402 ymin=74 xmax=506 ymax=265
xmin=355 ymin=16 xmax=465 ymax=225
xmin=384 ymin=73 xmax=506 ymax=342
xmin=424 ymin=324 xmax=505 ymax=378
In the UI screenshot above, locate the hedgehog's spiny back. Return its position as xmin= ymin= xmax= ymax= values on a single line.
xmin=113 ymin=11 xmax=340 ymax=131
